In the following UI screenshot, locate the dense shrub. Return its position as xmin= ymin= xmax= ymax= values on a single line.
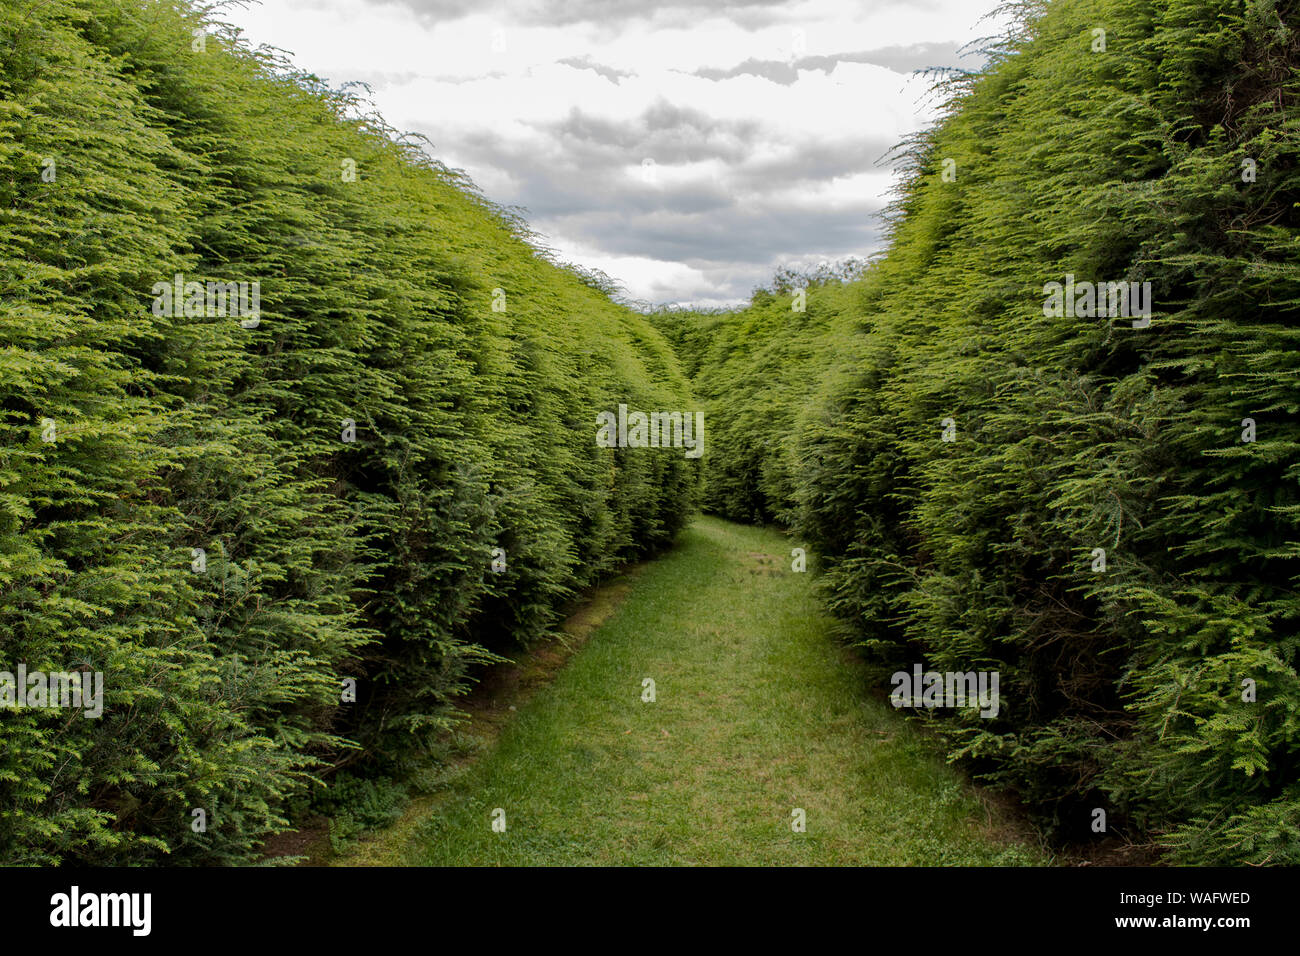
xmin=679 ymin=0 xmax=1300 ymax=864
xmin=0 ymin=0 xmax=698 ymax=864
xmin=651 ymin=268 xmax=865 ymax=527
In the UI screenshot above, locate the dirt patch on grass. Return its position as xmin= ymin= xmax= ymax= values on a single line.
xmin=740 ymin=551 xmax=785 ymax=576
xmin=967 ymin=783 xmax=1049 ymax=857
xmin=1058 ymin=836 xmax=1166 ymax=867
xmin=258 ymin=822 xmax=330 ymax=866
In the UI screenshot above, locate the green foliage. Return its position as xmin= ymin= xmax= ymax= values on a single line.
xmin=318 ymin=773 xmax=409 ymax=853
xmin=681 ymin=0 xmax=1300 ymax=864
xmin=651 ymin=267 xmax=867 ymax=527
xmin=0 ymin=0 xmax=697 ymax=864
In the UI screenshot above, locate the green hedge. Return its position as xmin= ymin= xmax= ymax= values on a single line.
xmin=678 ymin=0 xmax=1300 ymax=864
xmin=0 ymin=0 xmax=698 ymax=864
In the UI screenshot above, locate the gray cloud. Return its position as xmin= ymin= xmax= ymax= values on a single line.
xmin=373 ymin=0 xmax=792 ymax=28
xmin=424 ymin=101 xmax=896 ymax=301
xmin=690 ymin=41 xmax=980 ymax=83
xmin=546 ymin=101 xmax=765 ymax=165
xmin=554 ymin=202 xmax=882 ymax=264
xmin=556 ymin=55 xmax=634 ymax=84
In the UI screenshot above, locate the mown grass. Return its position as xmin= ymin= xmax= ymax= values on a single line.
xmin=337 ymin=517 xmax=1049 ymax=866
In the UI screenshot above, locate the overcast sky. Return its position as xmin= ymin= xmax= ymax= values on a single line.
xmin=218 ymin=0 xmax=1007 ymax=307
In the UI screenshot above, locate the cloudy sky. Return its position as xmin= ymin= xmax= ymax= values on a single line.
xmin=219 ymin=0 xmax=1007 ymax=307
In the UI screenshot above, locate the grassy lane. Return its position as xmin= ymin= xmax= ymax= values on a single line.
xmin=342 ymin=517 xmax=1048 ymax=866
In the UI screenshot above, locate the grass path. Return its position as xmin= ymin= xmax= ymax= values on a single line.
xmin=338 ymin=517 xmax=1048 ymax=866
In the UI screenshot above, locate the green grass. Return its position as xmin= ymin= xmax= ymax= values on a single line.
xmin=341 ymin=517 xmax=1049 ymax=866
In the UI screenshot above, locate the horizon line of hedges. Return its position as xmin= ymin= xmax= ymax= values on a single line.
xmin=0 ymin=0 xmax=699 ymax=864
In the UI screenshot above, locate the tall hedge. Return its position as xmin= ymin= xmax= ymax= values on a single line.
xmin=0 ymin=0 xmax=698 ymax=864
xmin=680 ymin=0 xmax=1300 ymax=864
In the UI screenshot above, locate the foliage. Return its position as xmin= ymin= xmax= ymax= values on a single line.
xmin=0 ymin=0 xmax=697 ymax=864
xmin=681 ymin=0 xmax=1300 ymax=864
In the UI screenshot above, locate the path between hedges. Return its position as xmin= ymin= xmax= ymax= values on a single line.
xmin=332 ymin=516 xmax=1047 ymax=866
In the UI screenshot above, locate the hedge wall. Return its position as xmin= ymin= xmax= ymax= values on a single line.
xmin=674 ymin=0 xmax=1300 ymax=864
xmin=0 ymin=0 xmax=698 ymax=864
